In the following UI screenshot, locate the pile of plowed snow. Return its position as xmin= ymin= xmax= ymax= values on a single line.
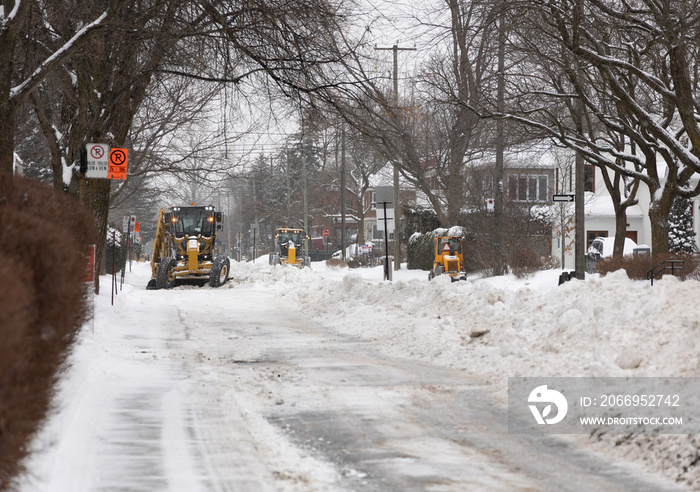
xmin=231 ymin=262 xmax=700 ymax=387
xmin=228 ymin=260 xmax=700 ymax=488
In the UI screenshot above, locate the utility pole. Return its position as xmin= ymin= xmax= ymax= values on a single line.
xmin=341 ymin=124 xmax=347 ymax=260
xmin=252 ymin=177 xmax=258 ymax=262
xmin=494 ymin=5 xmax=506 ymax=276
xmin=302 ymin=127 xmax=309 ymax=254
xmin=573 ymin=0 xmax=585 ymax=279
xmin=227 ymin=192 xmax=231 ymax=257
xmin=375 ymin=41 xmax=415 ymax=271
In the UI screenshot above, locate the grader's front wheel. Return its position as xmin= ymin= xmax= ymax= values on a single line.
xmin=209 ymin=255 xmax=230 ymax=287
xmin=156 ymin=257 xmax=177 ymax=289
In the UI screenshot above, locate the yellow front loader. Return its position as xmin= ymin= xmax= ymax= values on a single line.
xmin=428 ymin=236 xmax=467 ymax=281
xmin=147 ymin=205 xmax=230 ymax=289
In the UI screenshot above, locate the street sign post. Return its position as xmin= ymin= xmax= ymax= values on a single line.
xmin=375 ymin=186 xmax=395 ymax=233
xmin=552 ymin=194 xmax=575 ymax=202
xmin=250 ymin=222 xmax=259 ymax=262
xmin=128 ymin=216 xmax=136 ymax=270
xmin=375 ymin=186 xmax=394 ymax=281
xmin=235 ymin=232 xmax=243 ymax=262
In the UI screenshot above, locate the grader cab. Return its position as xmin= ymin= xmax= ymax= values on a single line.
xmin=269 ymin=227 xmax=311 ymax=268
xmin=429 ymin=236 xmax=466 ymax=281
xmin=147 ymin=205 xmax=230 ymax=289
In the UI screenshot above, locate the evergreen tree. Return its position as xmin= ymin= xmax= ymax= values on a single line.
xmin=668 ymin=196 xmax=697 ymax=253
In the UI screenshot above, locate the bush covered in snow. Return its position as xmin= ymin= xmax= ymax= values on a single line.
xmin=407 ymin=231 xmax=434 ymax=270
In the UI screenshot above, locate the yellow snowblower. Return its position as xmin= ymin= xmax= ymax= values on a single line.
xmin=428 ymin=236 xmax=467 ymax=281
xmin=147 ymin=205 xmax=230 ymax=289
xmin=269 ymin=227 xmax=310 ymax=268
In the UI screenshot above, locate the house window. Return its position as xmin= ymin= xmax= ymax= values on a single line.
xmin=584 ymin=165 xmax=595 ymax=192
xmin=518 ymin=176 xmax=527 ymax=200
xmin=587 ymin=230 xmax=607 ymax=248
xmin=508 ymin=176 xmax=516 ymax=199
xmin=538 ymin=176 xmax=547 ymax=201
xmin=507 ymin=174 xmax=549 ymax=202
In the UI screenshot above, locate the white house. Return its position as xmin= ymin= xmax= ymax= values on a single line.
xmin=552 ymin=157 xmax=700 ymax=269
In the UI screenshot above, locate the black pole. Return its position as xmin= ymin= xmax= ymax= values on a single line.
xmin=111 ymin=231 xmax=116 ymax=305
xmin=120 ymin=229 xmax=126 ymax=291
xmin=128 ymin=220 xmax=133 ymax=272
xmin=383 ymin=201 xmax=390 ymax=281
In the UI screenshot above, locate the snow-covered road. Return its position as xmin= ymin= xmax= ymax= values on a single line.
xmin=19 ymin=261 xmax=695 ymax=491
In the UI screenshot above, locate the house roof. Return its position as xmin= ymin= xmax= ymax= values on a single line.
xmin=584 ymin=193 xmax=644 ymax=218
xmin=468 ymin=139 xmax=562 ymax=170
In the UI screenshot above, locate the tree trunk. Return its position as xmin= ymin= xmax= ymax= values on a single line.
xmin=83 ymin=178 xmax=112 ymax=294
xmin=445 ymin=161 xmax=465 ymax=226
xmin=0 ymin=103 xmax=15 ymax=175
xmin=613 ymin=205 xmax=627 ymax=256
xmin=649 ymin=195 xmax=673 ymax=256
xmin=0 ymin=34 xmax=16 ymax=175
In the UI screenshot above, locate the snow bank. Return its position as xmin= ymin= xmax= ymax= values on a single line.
xmin=227 ymin=260 xmax=700 ymax=487
xmin=230 ymin=261 xmax=700 ymax=392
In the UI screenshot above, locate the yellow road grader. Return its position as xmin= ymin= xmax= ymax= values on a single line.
xmin=269 ymin=227 xmax=311 ymax=268
xmin=147 ymin=205 xmax=230 ymax=289
xmin=428 ymin=236 xmax=467 ymax=281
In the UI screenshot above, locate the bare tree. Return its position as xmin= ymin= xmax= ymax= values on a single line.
xmin=13 ymin=0 xmax=353 ymax=288
xmin=21 ymin=0 xmax=199 ymax=289
xmin=0 ymin=0 xmax=119 ymax=175
xmin=500 ymin=0 xmax=700 ymax=255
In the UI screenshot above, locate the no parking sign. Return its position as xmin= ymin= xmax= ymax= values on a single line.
xmin=86 ymin=143 xmax=109 ymax=178
xmin=108 ymin=148 xmax=128 ymax=180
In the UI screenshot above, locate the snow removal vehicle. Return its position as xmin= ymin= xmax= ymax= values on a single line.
xmin=269 ymin=227 xmax=311 ymax=268
xmin=428 ymin=236 xmax=467 ymax=281
xmin=147 ymin=205 xmax=230 ymax=289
